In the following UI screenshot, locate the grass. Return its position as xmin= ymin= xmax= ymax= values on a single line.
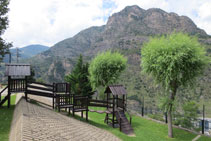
xmin=0 ymin=95 xmax=16 ymax=141
xmin=71 ymin=107 xmax=211 ymax=141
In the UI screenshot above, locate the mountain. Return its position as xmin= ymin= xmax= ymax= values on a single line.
xmin=27 ymin=5 xmax=211 ymax=111
xmin=3 ymin=44 xmax=49 ymax=63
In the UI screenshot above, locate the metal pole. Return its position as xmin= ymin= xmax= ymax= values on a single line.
xmin=165 ymin=112 xmax=168 ymax=123
xmin=142 ymin=96 xmax=144 ymax=116
xmin=202 ymin=105 xmax=205 ymax=134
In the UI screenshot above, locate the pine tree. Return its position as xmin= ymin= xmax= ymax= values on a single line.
xmin=65 ymin=55 xmax=93 ymax=97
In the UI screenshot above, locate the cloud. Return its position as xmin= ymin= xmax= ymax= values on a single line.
xmin=3 ymin=0 xmax=105 ymax=47
xmin=2 ymin=0 xmax=211 ymax=48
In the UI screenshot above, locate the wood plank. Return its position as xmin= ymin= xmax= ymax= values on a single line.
xmin=27 ymin=90 xmax=54 ymax=97
xmin=30 ymin=81 xmax=53 ymax=87
xmin=27 ymin=85 xmax=53 ymax=92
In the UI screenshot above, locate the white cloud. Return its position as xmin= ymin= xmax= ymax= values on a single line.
xmin=3 ymin=0 xmax=105 ymax=47
xmin=2 ymin=0 xmax=211 ymax=48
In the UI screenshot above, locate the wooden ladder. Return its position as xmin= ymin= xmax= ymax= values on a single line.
xmin=115 ymin=109 xmax=134 ymax=135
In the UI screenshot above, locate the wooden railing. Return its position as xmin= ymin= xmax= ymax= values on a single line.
xmin=10 ymin=79 xmax=26 ymax=92
xmin=54 ymin=83 xmax=70 ymax=93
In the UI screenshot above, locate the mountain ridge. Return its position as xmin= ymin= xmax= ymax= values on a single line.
xmin=3 ymin=44 xmax=49 ymax=63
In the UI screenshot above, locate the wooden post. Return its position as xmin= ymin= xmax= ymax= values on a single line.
xmin=25 ymin=76 xmax=28 ymax=101
xmin=112 ymin=95 xmax=115 ymax=128
xmin=106 ymin=92 xmax=109 ymax=124
xmin=117 ymin=95 xmax=118 ymax=108
xmin=52 ymin=83 xmax=55 ymax=109
xmin=120 ymin=118 xmax=122 ymax=131
xmin=86 ymin=96 xmax=88 ymax=121
xmin=8 ymin=76 xmax=11 ymax=108
xmin=86 ymin=109 xmax=88 ymax=121
xmin=123 ymin=95 xmax=125 ymax=112
xmin=81 ymin=111 xmax=83 ymax=118
xmin=73 ymin=94 xmax=75 ymax=117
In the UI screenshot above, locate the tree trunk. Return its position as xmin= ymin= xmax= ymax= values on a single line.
xmin=168 ymin=103 xmax=173 ymax=138
xmin=167 ymin=83 xmax=177 ymax=138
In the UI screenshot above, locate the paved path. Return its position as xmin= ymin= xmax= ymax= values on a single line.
xmin=9 ymin=98 xmax=120 ymax=141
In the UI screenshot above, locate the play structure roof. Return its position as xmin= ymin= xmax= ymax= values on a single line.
xmin=104 ymin=85 xmax=127 ymax=95
xmin=5 ymin=63 xmax=31 ymax=76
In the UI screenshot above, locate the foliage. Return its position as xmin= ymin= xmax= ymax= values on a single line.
xmin=0 ymin=0 xmax=12 ymax=62
xmin=141 ymin=32 xmax=208 ymax=90
xmin=0 ymin=95 xmax=16 ymax=141
xmin=174 ymin=101 xmax=199 ymax=128
xmin=141 ymin=32 xmax=208 ymax=137
xmin=89 ymin=51 xmax=127 ymax=89
xmin=65 ymin=55 xmax=93 ymax=97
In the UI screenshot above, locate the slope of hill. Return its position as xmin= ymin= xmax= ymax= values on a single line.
xmin=3 ymin=44 xmax=49 ymax=63
xmin=26 ymin=5 xmax=211 ymax=111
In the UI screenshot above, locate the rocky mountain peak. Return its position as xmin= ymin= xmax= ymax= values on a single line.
xmin=105 ymin=5 xmax=208 ymax=37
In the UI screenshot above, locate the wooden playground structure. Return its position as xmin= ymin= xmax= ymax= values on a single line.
xmin=0 ymin=63 xmax=133 ymax=135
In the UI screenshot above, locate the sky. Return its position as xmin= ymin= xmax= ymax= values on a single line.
xmin=2 ymin=0 xmax=211 ymax=48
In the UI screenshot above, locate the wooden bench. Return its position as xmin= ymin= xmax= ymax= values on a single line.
xmin=56 ymin=94 xmax=89 ymax=121
xmin=56 ymin=94 xmax=73 ymax=114
xmin=73 ymin=96 xmax=89 ymax=121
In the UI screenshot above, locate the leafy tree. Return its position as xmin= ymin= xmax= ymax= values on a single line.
xmin=65 ymin=55 xmax=93 ymax=97
xmin=89 ymin=51 xmax=127 ymax=90
xmin=0 ymin=0 xmax=12 ymax=62
xmin=141 ymin=32 xmax=208 ymax=138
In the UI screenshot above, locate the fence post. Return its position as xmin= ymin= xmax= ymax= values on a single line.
xmin=8 ymin=76 xmax=11 ymax=108
xmin=142 ymin=96 xmax=144 ymax=116
xmin=142 ymin=107 xmax=144 ymax=116
xmin=165 ymin=112 xmax=168 ymax=124
xmin=24 ymin=76 xmax=28 ymax=102
xmin=52 ymin=83 xmax=55 ymax=109
xmin=202 ymin=105 xmax=205 ymax=134
xmin=120 ymin=118 xmax=122 ymax=131
xmin=202 ymin=120 xmax=204 ymax=134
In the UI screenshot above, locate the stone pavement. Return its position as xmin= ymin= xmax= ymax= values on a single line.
xmin=9 ymin=98 xmax=120 ymax=141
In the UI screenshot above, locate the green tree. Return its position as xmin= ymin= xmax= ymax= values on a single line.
xmin=89 ymin=51 xmax=127 ymax=90
xmin=65 ymin=55 xmax=93 ymax=97
xmin=141 ymin=32 xmax=208 ymax=138
xmin=0 ymin=0 xmax=12 ymax=62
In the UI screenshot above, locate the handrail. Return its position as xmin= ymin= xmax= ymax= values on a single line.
xmin=0 ymin=86 xmax=8 ymax=94
xmin=116 ymin=110 xmax=123 ymax=131
xmin=0 ymin=86 xmax=8 ymax=101
xmin=30 ymin=81 xmax=53 ymax=87
xmin=125 ymin=108 xmax=132 ymax=125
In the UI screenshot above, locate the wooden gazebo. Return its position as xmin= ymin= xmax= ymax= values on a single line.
xmin=4 ymin=64 xmax=31 ymax=107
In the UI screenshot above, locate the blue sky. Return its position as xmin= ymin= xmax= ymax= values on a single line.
xmin=3 ymin=0 xmax=211 ymax=47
